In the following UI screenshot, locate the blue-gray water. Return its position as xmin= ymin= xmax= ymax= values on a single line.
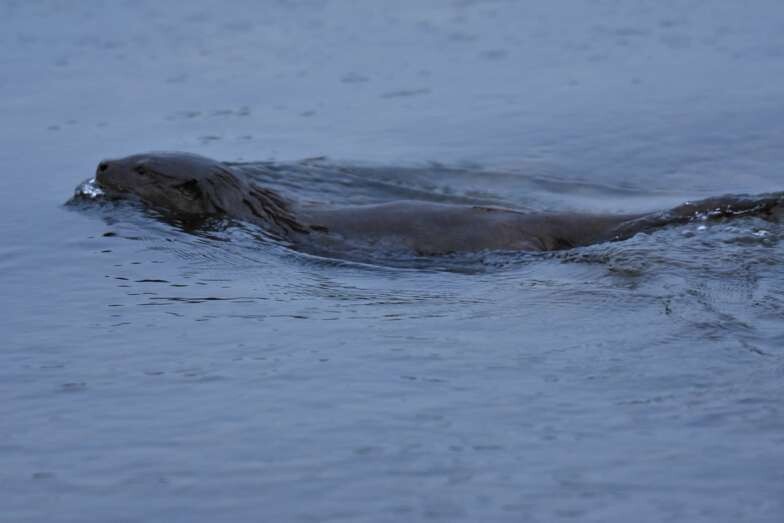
xmin=2 ymin=1 xmax=784 ymax=521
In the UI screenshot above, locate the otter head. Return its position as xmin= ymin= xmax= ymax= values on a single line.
xmin=95 ymin=152 xmax=227 ymax=217
xmin=94 ymin=151 xmax=306 ymax=236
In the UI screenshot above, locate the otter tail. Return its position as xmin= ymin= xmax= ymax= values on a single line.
xmin=609 ymin=192 xmax=784 ymax=242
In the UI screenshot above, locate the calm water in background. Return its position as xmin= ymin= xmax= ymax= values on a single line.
xmin=2 ymin=1 xmax=784 ymax=521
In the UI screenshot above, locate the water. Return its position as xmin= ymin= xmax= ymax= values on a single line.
xmin=2 ymin=1 xmax=784 ymax=521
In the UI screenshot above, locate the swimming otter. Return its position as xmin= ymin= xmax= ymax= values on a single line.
xmin=90 ymin=152 xmax=783 ymax=255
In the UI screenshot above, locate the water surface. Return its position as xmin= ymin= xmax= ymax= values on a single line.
xmin=2 ymin=1 xmax=784 ymax=521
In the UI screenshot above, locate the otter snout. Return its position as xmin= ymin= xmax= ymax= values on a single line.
xmin=95 ymin=158 xmax=120 ymax=189
xmin=95 ymin=159 xmax=110 ymax=180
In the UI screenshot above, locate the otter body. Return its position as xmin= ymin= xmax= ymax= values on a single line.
xmin=90 ymin=152 xmax=782 ymax=255
xmin=297 ymin=202 xmax=641 ymax=254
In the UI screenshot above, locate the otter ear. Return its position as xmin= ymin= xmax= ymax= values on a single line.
xmin=174 ymin=179 xmax=202 ymax=200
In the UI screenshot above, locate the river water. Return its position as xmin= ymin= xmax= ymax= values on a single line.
xmin=2 ymin=1 xmax=784 ymax=521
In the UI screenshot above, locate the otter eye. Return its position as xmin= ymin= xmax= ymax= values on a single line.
xmin=174 ymin=180 xmax=202 ymax=200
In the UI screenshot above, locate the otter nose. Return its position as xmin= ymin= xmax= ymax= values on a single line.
xmin=95 ymin=159 xmax=114 ymax=186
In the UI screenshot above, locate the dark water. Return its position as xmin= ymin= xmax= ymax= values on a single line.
xmin=2 ymin=1 xmax=784 ymax=521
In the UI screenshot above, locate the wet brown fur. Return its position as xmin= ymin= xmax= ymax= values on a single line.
xmin=93 ymin=152 xmax=784 ymax=254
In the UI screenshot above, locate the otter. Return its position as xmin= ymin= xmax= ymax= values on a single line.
xmin=88 ymin=152 xmax=783 ymax=255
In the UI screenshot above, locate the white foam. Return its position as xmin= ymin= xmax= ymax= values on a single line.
xmin=75 ymin=178 xmax=105 ymax=198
